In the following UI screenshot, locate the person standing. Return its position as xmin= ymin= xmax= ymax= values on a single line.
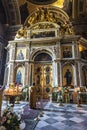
xmin=30 ymin=83 xmax=36 ymax=109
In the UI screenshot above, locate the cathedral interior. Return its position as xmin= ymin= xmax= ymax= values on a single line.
xmin=0 ymin=0 xmax=87 ymax=130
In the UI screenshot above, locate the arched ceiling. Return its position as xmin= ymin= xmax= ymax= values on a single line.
xmin=1 ymin=0 xmax=21 ymax=25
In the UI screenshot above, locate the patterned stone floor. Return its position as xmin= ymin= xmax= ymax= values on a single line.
xmin=35 ymin=102 xmax=87 ymax=130
xmin=2 ymin=101 xmax=87 ymax=130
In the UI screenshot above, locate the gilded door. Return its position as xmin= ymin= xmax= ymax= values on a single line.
xmin=33 ymin=64 xmax=53 ymax=98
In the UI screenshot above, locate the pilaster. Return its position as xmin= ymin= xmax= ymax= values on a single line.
xmin=24 ymin=62 xmax=29 ymax=85
xmin=9 ymin=63 xmax=14 ymax=84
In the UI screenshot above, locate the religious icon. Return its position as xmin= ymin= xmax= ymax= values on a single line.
xmin=16 ymin=70 xmax=22 ymax=84
xmin=63 ymin=48 xmax=72 ymax=58
xmin=17 ymin=50 xmax=24 ymax=60
xmin=46 ymin=75 xmax=50 ymax=84
xmin=64 ymin=69 xmax=72 ymax=86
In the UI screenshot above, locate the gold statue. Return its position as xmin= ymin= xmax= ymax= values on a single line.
xmin=16 ymin=26 xmax=27 ymax=38
xmin=28 ymin=13 xmax=38 ymax=25
xmin=61 ymin=21 xmax=74 ymax=35
xmin=46 ymin=10 xmax=57 ymax=23
xmin=39 ymin=8 xmax=45 ymax=22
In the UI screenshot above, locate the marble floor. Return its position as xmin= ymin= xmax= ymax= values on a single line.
xmin=1 ymin=101 xmax=87 ymax=130
xmin=1 ymin=100 xmax=29 ymax=115
xmin=35 ymin=102 xmax=87 ymax=130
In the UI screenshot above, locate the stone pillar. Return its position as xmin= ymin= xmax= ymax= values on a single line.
xmin=28 ymin=63 xmax=32 ymax=86
xmin=74 ymin=61 xmax=79 ymax=86
xmin=55 ymin=61 xmax=58 ymax=87
xmin=59 ymin=62 xmax=62 ymax=87
xmin=53 ymin=61 xmax=58 ymax=87
xmin=9 ymin=63 xmax=14 ymax=84
xmin=28 ymin=42 xmax=32 ymax=86
xmin=7 ymin=43 xmax=16 ymax=84
xmin=58 ymin=42 xmax=62 ymax=59
xmin=57 ymin=62 xmax=60 ymax=87
xmin=26 ymin=44 xmax=30 ymax=60
xmin=10 ymin=46 xmax=16 ymax=61
xmin=73 ymin=41 xmax=79 ymax=59
xmin=0 ymin=36 xmax=7 ymax=85
xmin=24 ymin=62 xmax=29 ymax=85
xmin=28 ymin=63 xmax=32 ymax=103
xmin=78 ymin=62 xmax=82 ymax=86
xmin=72 ymin=43 xmax=75 ymax=58
xmin=73 ymin=64 xmax=77 ymax=87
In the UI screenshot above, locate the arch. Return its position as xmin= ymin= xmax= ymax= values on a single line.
xmin=34 ymin=53 xmax=52 ymax=61
xmin=30 ymin=48 xmax=55 ymax=61
xmin=24 ymin=6 xmax=70 ymax=27
xmin=2 ymin=0 xmax=21 ymax=25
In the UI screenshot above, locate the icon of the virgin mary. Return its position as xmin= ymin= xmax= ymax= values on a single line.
xmin=16 ymin=70 xmax=22 ymax=84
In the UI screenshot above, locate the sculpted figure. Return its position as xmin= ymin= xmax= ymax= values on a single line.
xmin=16 ymin=27 xmax=27 ymax=38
